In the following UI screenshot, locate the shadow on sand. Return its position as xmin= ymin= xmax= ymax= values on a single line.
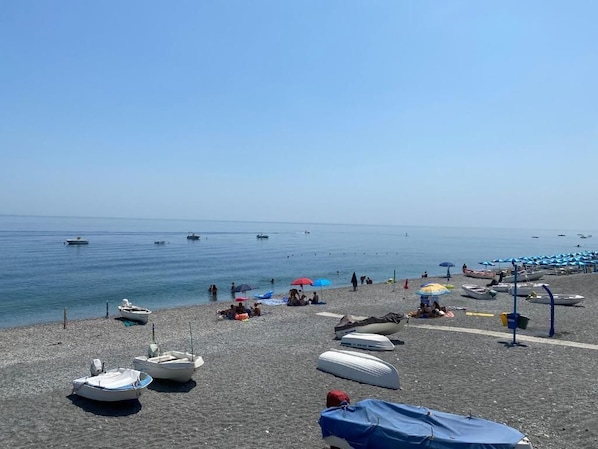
xmin=147 ymin=379 xmax=197 ymax=393
xmin=67 ymin=394 xmax=142 ymax=416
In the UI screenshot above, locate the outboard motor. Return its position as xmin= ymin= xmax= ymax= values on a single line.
xmin=90 ymin=359 xmax=104 ymax=376
xmin=121 ymin=298 xmax=131 ymax=307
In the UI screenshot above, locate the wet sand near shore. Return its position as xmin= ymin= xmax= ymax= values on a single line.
xmin=1 ymin=272 xmax=597 ymax=448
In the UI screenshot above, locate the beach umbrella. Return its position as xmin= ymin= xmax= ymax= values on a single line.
xmin=233 ymin=283 xmax=257 ymax=300
xmin=416 ymin=283 xmax=451 ymax=296
xmin=291 ymin=277 xmax=313 ymax=291
xmin=312 ymin=279 xmax=331 ymax=299
xmin=312 ymin=279 xmax=331 ymax=288
xmin=479 ymin=261 xmax=495 ymax=267
xmin=438 ymin=262 xmax=455 ymax=280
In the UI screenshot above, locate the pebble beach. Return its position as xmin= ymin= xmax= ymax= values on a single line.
xmin=1 ymin=271 xmax=598 ymax=448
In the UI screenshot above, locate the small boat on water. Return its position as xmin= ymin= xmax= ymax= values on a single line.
xmin=256 ymin=234 xmax=269 ymax=239
xmin=461 ymin=284 xmax=497 ymax=300
xmin=118 ymin=298 xmax=152 ymax=323
xmin=463 ymin=268 xmax=496 ymax=279
xmin=340 ymin=333 xmax=395 ymax=351
xmin=508 ymin=283 xmax=549 ymax=297
xmin=72 ymin=359 xmax=152 ymax=402
xmin=502 ymin=270 xmax=545 ymax=283
xmin=154 ymin=240 xmax=166 ymax=245
xmin=334 ymin=312 xmax=407 ymax=339
xmin=65 ymin=237 xmax=89 ymax=245
xmin=187 ymin=233 xmax=200 ymax=240
xmin=317 ymin=349 xmax=400 ymax=389
xmin=319 ymin=399 xmax=533 ymax=449
xmin=526 ymin=293 xmax=584 ymax=306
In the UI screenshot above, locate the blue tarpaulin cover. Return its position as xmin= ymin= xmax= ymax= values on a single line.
xmin=319 ymin=399 xmax=526 ymax=449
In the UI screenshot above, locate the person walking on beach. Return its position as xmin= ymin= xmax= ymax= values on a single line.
xmin=351 ymin=272 xmax=358 ymax=291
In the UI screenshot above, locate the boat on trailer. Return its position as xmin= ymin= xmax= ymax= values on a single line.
xmin=319 ymin=399 xmax=533 ymax=449
xmin=317 ymin=349 xmax=400 ymax=389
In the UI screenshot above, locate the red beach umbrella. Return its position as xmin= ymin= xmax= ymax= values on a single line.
xmin=291 ymin=277 xmax=313 ymax=289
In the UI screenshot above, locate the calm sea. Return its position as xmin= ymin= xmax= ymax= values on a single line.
xmin=0 ymin=215 xmax=593 ymax=329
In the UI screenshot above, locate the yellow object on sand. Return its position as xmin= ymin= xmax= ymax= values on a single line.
xmin=466 ymin=312 xmax=495 ymax=317
xmin=443 ymin=284 xmax=455 ymax=289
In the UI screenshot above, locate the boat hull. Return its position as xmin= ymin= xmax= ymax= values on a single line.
xmin=463 ymin=268 xmax=496 ymax=279
xmin=461 ymin=284 xmax=497 ymax=300
xmin=319 ymin=399 xmax=533 ymax=449
xmin=508 ymin=283 xmax=548 ymax=297
xmin=133 ymin=351 xmax=204 ymax=383
xmin=527 ymin=294 xmax=584 ymax=306
xmin=340 ymin=333 xmax=395 ymax=351
xmin=334 ymin=313 xmax=407 ymax=339
xmin=502 ymin=271 xmax=545 ymax=283
xmin=118 ymin=307 xmax=151 ymax=323
xmin=73 ymin=368 xmax=152 ymax=402
xmin=317 ymin=349 xmax=400 ymax=389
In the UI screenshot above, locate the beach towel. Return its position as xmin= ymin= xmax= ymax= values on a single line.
xmin=260 ymin=298 xmax=286 ymax=306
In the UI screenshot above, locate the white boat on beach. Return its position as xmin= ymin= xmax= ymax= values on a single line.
xmin=461 ymin=284 xmax=497 ymax=300
xmin=508 ymin=283 xmax=549 ymax=297
xmin=72 ymin=359 xmax=152 ymax=402
xmin=133 ymin=350 xmax=204 ymax=383
xmin=334 ymin=312 xmax=407 ymax=339
xmin=502 ymin=270 xmax=545 ymax=283
xmin=340 ymin=333 xmax=395 ymax=351
xmin=118 ymin=298 xmax=152 ymax=323
xmin=492 ymin=282 xmax=511 ymax=292
xmin=463 ymin=268 xmax=496 ymax=279
xmin=526 ymin=293 xmax=584 ymax=306
xmin=319 ymin=399 xmax=533 ymax=449
xmin=317 ymin=349 xmax=400 ymax=389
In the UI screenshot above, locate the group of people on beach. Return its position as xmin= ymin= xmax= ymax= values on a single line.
xmin=412 ymin=299 xmax=446 ymax=318
xmin=218 ymin=301 xmax=261 ymax=320
xmin=287 ymin=289 xmax=319 ymax=306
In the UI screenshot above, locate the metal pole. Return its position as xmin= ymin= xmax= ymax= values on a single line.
xmin=105 ymin=301 xmax=109 ymax=319
xmin=542 ymin=284 xmax=555 ymax=337
xmin=63 ymin=308 xmax=67 ymax=329
xmin=512 ymin=264 xmax=518 ymax=345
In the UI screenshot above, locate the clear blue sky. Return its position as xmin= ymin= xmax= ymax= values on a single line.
xmin=1 ymin=1 xmax=596 ymax=230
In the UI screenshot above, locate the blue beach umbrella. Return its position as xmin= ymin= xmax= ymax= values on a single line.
xmin=438 ymin=262 xmax=455 ymax=280
xmin=311 ymin=278 xmax=331 ymax=299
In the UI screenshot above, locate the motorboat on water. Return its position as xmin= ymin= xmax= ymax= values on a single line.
xmin=256 ymin=234 xmax=269 ymax=239
xmin=334 ymin=312 xmax=407 ymax=339
xmin=72 ymin=359 xmax=152 ymax=402
xmin=461 ymin=284 xmax=498 ymax=300
xmin=526 ymin=292 xmax=584 ymax=306
xmin=65 ymin=237 xmax=89 ymax=245
xmin=340 ymin=333 xmax=395 ymax=351
xmin=118 ymin=298 xmax=152 ymax=324
xmin=463 ymin=268 xmax=496 ymax=279
xmin=317 ymin=349 xmax=400 ymax=389
xmin=186 ymin=233 xmax=200 ymax=240
xmin=319 ymin=399 xmax=533 ymax=449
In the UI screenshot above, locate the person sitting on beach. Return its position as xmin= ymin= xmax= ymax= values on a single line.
xmin=298 ymin=294 xmax=307 ymax=306
xmin=421 ymin=271 xmax=428 ymax=278
xmin=235 ymin=302 xmax=247 ymax=315
xmin=311 ymin=291 xmax=319 ymax=304
xmin=252 ymin=302 xmax=261 ymax=317
xmin=221 ymin=304 xmax=235 ymax=320
xmin=366 ymin=277 xmax=372 ymax=284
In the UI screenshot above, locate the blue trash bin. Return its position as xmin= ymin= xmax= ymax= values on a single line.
xmin=507 ymin=313 xmax=519 ymax=330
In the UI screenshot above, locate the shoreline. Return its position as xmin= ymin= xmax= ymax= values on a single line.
xmin=1 ymin=272 xmax=597 ymax=448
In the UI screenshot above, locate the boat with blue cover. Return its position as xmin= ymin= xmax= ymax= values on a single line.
xmin=319 ymin=399 xmax=533 ymax=448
